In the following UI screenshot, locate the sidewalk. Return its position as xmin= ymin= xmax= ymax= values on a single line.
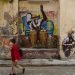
xmin=1 ymin=59 xmax=75 ymax=67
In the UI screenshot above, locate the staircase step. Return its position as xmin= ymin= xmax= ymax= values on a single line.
xmin=0 ymin=48 xmax=59 ymax=59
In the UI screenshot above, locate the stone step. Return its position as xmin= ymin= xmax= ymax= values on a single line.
xmin=0 ymin=48 xmax=59 ymax=59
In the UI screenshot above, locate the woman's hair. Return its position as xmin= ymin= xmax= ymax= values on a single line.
xmin=10 ymin=39 xmax=16 ymax=44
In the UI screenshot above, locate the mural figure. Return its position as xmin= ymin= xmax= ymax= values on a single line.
xmin=62 ymin=30 xmax=75 ymax=57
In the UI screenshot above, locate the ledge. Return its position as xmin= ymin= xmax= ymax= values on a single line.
xmin=21 ymin=48 xmax=58 ymax=51
xmin=0 ymin=48 xmax=59 ymax=59
xmin=0 ymin=59 xmax=75 ymax=67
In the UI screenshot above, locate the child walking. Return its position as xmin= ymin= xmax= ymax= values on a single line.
xmin=9 ymin=39 xmax=25 ymax=75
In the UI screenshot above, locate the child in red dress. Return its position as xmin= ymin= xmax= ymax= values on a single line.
xmin=9 ymin=39 xmax=25 ymax=75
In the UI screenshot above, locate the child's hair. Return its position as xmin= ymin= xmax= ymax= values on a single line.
xmin=10 ymin=39 xmax=16 ymax=44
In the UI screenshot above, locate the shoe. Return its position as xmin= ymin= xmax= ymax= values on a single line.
xmin=22 ymin=68 xmax=25 ymax=74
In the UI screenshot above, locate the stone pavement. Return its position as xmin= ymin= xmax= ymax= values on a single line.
xmin=1 ymin=59 xmax=75 ymax=66
xmin=0 ymin=66 xmax=75 ymax=75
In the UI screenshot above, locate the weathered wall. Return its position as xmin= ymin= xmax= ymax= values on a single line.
xmin=19 ymin=0 xmax=59 ymax=12
xmin=0 ymin=0 xmax=75 ymax=58
xmin=0 ymin=0 xmax=18 ymax=58
xmin=0 ymin=0 xmax=18 ymax=27
xmin=0 ymin=2 xmax=4 ymax=26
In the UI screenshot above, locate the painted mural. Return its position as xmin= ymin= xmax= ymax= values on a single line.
xmin=62 ymin=30 xmax=75 ymax=58
xmin=19 ymin=5 xmax=59 ymax=48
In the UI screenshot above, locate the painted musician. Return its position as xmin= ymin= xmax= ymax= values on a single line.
xmin=31 ymin=5 xmax=48 ymax=47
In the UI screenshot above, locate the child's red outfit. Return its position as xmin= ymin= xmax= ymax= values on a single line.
xmin=11 ymin=44 xmax=21 ymax=62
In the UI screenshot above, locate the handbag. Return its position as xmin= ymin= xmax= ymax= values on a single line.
xmin=19 ymin=48 xmax=23 ymax=57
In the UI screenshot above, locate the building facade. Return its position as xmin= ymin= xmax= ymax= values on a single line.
xmin=0 ymin=0 xmax=75 ymax=59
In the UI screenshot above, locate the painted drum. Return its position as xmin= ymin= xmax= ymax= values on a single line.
xmin=29 ymin=30 xmax=37 ymax=47
xmin=39 ymin=30 xmax=47 ymax=48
